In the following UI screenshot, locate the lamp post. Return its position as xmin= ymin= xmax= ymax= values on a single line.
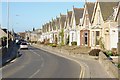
xmin=7 ymin=0 xmax=9 ymax=48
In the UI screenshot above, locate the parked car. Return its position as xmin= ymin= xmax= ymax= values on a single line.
xmin=20 ymin=42 xmax=28 ymax=49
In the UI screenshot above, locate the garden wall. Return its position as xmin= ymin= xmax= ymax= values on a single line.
xmin=99 ymin=51 xmax=119 ymax=78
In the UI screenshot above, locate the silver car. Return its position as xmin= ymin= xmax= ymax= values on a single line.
xmin=20 ymin=42 xmax=28 ymax=49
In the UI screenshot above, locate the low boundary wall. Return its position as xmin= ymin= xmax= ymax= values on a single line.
xmin=99 ymin=51 xmax=119 ymax=78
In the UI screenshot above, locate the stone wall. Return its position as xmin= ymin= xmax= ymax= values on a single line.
xmin=99 ymin=51 xmax=119 ymax=78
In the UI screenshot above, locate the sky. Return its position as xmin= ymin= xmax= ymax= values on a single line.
xmin=1 ymin=2 xmax=86 ymax=32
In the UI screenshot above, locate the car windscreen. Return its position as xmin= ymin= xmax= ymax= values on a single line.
xmin=21 ymin=43 xmax=27 ymax=45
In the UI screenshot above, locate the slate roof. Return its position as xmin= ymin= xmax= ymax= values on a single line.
xmin=60 ymin=14 xmax=66 ymax=28
xmin=46 ymin=23 xmax=49 ymax=32
xmin=99 ymin=2 xmax=119 ymax=21
xmin=73 ymin=8 xmax=84 ymax=25
xmin=49 ymin=21 xmax=52 ymax=31
xmin=52 ymin=19 xmax=56 ymax=30
xmin=42 ymin=25 xmax=44 ymax=32
xmin=86 ymin=2 xmax=95 ymax=22
xmin=2 ymin=29 xmax=7 ymax=33
xmin=56 ymin=17 xmax=60 ymax=29
xmin=67 ymin=11 xmax=72 ymax=25
xmin=44 ymin=24 xmax=47 ymax=32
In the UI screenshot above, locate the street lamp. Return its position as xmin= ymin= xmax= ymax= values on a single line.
xmin=7 ymin=0 xmax=9 ymax=48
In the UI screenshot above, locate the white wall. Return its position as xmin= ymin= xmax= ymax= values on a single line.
xmin=110 ymin=28 xmax=118 ymax=49
xmin=77 ymin=30 xmax=80 ymax=46
xmin=69 ymin=30 xmax=77 ymax=46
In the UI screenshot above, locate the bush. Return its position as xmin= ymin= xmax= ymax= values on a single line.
xmin=48 ymin=43 xmax=57 ymax=47
xmin=106 ymin=51 xmax=113 ymax=56
xmin=89 ymin=49 xmax=101 ymax=56
xmin=71 ymin=41 xmax=77 ymax=46
xmin=52 ymin=44 xmax=57 ymax=47
xmin=118 ymin=64 xmax=120 ymax=69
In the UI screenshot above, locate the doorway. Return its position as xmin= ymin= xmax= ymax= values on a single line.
xmin=84 ymin=32 xmax=88 ymax=45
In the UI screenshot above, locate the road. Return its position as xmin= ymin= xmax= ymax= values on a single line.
xmin=2 ymin=46 xmax=81 ymax=78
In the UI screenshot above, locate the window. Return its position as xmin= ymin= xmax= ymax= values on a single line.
xmin=106 ymin=30 xmax=109 ymax=32
xmin=96 ymin=31 xmax=100 ymax=45
xmin=112 ymin=30 xmax=115 ymax=32
xmin=96 ymin=31 xmax=100 ymax=36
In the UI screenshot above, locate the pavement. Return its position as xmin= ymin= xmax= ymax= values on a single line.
xmin=32 ymin=44 xmax=112 ymax=78
xmin=2 ymin=46 xmax=81 ymax=78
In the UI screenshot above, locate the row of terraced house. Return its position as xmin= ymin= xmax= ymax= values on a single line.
xmin=40 ymin=1 xmax=120 ymax=52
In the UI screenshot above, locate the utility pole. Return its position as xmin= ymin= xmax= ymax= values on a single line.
xmin=7 ymin=0 xmax=9 ymax=48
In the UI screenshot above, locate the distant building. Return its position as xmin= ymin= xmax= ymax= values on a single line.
xmin=25 ymin=29 xmax=42 ymax=42
xmin=0 ymin=27 xmax=7 ymax=46
xmin=18 ymin=32 xmax=26 ymax=40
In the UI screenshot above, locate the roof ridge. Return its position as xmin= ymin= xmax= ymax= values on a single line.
xmin=74 ymin=7 xmax=84 ymax=10
xmin=86 ymin=2 xmax=95 ymax=4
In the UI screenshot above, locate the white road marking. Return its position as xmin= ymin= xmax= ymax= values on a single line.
xmin=30 ymin=50 xmax=40 ymax=56
xmin=29 ymin=69 xmax=40 ymax=78
xmin=32 ymin=45 xmax=85 ymax=78
xmin=40 ymin=47 xmax=85 ymax=79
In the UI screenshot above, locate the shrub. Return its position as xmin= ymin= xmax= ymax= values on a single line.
xmin=118 ymin=64 xmax=120 ymax=69
xmin=71 ymin=41 xmax=77 ymax=46
xmin=106 ymin=51 xmax=113 ymax=56
xmin=52 ymin=44 xmax=57 ymax=47
xmin=89 ymin=49 xmax=101 ymax=56
xmin=48 ymin=43 xmax=57 ymax=47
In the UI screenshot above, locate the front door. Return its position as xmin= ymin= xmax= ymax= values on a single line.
xmin=84 ymin=30 xmax=90 ymax=46
xmin=84 ymin=32 xmax=88 ymax=45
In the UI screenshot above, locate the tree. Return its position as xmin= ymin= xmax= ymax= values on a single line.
xmin=59 ymin=29 xmax=64 ymax=45
xmin=99 ymin=37 xmax=105 ymax=50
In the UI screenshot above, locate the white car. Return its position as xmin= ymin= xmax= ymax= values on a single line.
xmin=20 ymin=42 xmax=28 ymax=49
